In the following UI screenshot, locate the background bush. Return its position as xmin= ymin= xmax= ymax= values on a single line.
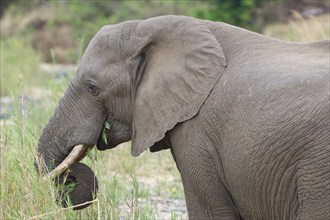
xmin=1 ymin=0 xmax=329 ymax=65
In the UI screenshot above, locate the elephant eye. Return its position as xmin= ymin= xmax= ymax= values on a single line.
xmin=87 ymin=82 xmax=100 ymax=96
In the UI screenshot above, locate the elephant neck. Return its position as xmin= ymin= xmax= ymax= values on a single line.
xmin=204 ymin=21 xmax=280 ymax=63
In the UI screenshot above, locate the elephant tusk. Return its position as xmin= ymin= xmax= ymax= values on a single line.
xmin=43 ymin=144 xmax=88 ymax=180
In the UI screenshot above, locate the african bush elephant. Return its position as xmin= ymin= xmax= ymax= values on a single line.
xmin=35 ymin=15 xmax=330 ymax=219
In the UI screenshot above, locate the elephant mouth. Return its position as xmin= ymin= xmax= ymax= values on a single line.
xmin=43 ymin=144 xmax=92 ymax=180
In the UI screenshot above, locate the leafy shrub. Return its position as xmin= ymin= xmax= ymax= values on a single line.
xmin=192 ymin=0 xmax=261 ymax=30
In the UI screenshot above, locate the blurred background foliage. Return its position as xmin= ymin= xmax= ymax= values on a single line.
xmin=1 ymin=0 xmax=329 ymax=96
xmin=1 ymin=0 xmax=329 ymax=65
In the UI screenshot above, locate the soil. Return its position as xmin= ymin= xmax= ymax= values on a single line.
xmin=147 ymin=197 xmax=187 ymax=219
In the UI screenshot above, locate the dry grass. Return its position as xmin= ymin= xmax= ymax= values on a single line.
xmin=263 ymin=12 xmax=329 ymax=42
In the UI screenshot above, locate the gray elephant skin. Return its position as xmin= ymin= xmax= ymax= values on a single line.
xmin=35 ymin=15 xmax=330 ymax=219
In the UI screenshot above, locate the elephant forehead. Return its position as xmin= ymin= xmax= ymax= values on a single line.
xmin=76 ymin=31 xmax=127 ymax=80
xmin=81 ymin=24 xmax=128 ymax=65
xmin=75 ymin=59 xmax=124 ymax=85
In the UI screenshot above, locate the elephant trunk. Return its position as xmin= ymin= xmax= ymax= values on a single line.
xmin=35 ymin=95 xmax=98 ymax=210
xmin=35 ymin=84 xmax=94 ymax=175
xmin=35 ymin=107 xmax=72 ymax=174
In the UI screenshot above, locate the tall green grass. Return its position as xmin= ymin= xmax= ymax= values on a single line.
xmin=0 ymin=73 xmax=183 ymax=219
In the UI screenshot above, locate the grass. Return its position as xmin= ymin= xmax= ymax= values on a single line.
xmin=0 ymin=65 xmax=183 ymax=219
xmin=263 ymin=13 xmax=330 ymax=42
xmin=0 ymin=37 xmax=48 ymax=96
xmin=0 ymin=72 xmax=183 ymax=219
xmin=1 ymin=12 xmax=329 ymax=219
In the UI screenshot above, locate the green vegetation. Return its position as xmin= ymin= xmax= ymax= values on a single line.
xmin=2 ymin=0 xmax=328 ymax=67
xmin=0 ymin=37 xmax=44 ymax=96
xmin=0 ymin=1 xmax=329 ymax=219
xmin=0 ymin=74 xmax=183 ymax=219
xmin=194 ymin=0 xmax=261 ymax=29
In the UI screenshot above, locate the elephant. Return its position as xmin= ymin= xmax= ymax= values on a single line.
xmin=35 ymin=15 xmax=330 ymax=219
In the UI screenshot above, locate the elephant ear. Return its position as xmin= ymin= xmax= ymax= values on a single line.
xmin=129 ymin=16 xmax=227 ymax=156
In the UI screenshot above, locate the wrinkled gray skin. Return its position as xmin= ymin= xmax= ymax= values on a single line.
xmin=36 ymin=16 xmax=330 ymax=219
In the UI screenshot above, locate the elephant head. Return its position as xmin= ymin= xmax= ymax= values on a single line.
xmin=35 ymin=15 xmax=227 ymax=209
